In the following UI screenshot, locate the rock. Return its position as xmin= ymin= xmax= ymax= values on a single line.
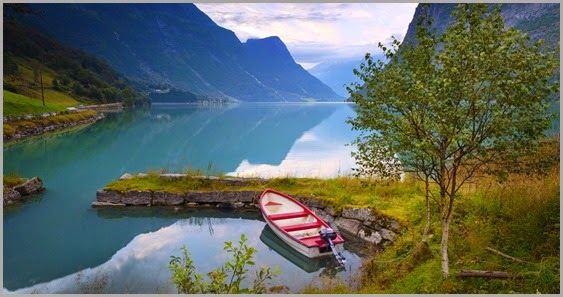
xmin=159 ymin=173 xmax=187 ymax=179
xmin=217 ymin=202 xmax=235 ymax=209
xmin=13 ymin=177 xmax=44 ymax=195
xmin=380 ymin=228 xmax=396 ymax=242
xmin=233 ymin=191 xmax=261 ymax=203
xmin=185 ymin=191 xmax=259 ymax=204
xmin=3 ymin=188 xmax=22 ymax=205
xmin=121 ymin=191 xmax=152 ymax=205
xmin=325 ymin=206 xmax=336 ymax=216
xmin=91 ymin=201 xmax=126 ymax=207
xmin=186 ymin=191 xmax=223 ymax=203
xmin=153 ymin=191 xmax=185 ymax=206
xmin=341 ymin=207 xmax=375 ymax=222
xmin=335 ymin=217 xmax=362 ymax=235
xmin=96 ymin=189 xmax=122 ymax=203
xmin=301 ymin=197 xmax=325 ymax=209
xmin=312 ymin=207 xmax=334 ymax=223
xmin=358 ymin=228 xmax=383 ymax=244
xmin=389 ymin=220 xmax=401 ymax=233
xmin=186 ymin=202 xmax=197 ymax=207
xmin=120 ymin=173 xmax=133 ymax=180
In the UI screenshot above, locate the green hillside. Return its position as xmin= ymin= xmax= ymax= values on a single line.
xmin=3 ymin=90 xmax=70 ymax=118
xmin=3 ymin=17 xmax=149 ymax=112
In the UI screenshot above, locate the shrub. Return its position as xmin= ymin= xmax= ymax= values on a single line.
xmin=169 ymin=234 xmax=280 ymax=294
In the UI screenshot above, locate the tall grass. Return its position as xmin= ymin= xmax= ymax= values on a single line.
xmin=358 ymin=164 xmax=560 ymax=294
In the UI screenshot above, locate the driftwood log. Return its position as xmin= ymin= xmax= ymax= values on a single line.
xmin=485 ymin=247 xmax=531 ymax=264
xmin=456 ymin=270 xmax=540 ymax=279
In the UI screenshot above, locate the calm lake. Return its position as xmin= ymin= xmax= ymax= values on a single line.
xmin=3 ymin=102 xmax=367 ymax=293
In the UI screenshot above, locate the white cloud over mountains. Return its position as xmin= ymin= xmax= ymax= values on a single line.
xmin=196 ymin=3 xmax=418 ymax=69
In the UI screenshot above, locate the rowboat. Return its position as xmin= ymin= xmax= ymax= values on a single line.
xmin=259 ymin=188 xmax=345 ymax=265
xmin=259 ymin=224 xmax=332 ymax=273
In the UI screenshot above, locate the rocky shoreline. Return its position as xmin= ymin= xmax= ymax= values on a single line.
xmin=94 ymin=174 xmax=401 ymax=247
xmin=3 ymin=177 xmax=45 ymax=206
xmin=3 ymin=103 xmax=122 ymax=143
xmin=4 ymin=112 xmax=105 ymax=142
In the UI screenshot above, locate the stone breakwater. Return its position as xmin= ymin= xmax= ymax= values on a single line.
xmin=93 ymin=174 xmax=401 ymax=246
xmin=3 ymin=177 xmax=45 ymax=206
xmin=4 ymin=113 xmax=105 ymax=142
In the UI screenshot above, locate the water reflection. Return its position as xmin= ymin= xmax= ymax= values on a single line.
xmin=229 ymin=103 xmax=358 ymax=178
xmin=259 ymin=224 xmax=334 ymax=273
xmin=3 ymin=103 xmax=358 ymax=291
xmin=5 ymin=210 xmax=364 ymax=294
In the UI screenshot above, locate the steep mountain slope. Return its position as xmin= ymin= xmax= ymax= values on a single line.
xmin=21 ymin=3 xmax=342 ymax=102
xmin=402 ymin=3 xmax=560 ymax=51
xmin=3 ymin=19 xmax=148 ymax=108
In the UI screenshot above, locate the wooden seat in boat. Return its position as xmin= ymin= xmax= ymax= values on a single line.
xmin=281 ymin=221 xmax=322 ymax=232
xmin=268 ymin=211 xmax=309 ymax=220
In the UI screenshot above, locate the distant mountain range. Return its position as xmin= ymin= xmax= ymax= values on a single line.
xmin=20 ymin=3 xmax=342 ymax=102
xmin=308 ymin=59 xmax=365 ymax=98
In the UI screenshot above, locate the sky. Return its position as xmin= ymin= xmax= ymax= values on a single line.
xmin=195 ymin=3 xmax=418 ymax=69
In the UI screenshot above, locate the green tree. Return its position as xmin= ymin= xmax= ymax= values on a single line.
xmin=347 ymin=3 xmax=558 ymax=278
xmin=169 ymin=234 xmax=280 ymax=294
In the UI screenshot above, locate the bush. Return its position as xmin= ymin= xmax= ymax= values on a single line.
xmin=169 ymin=234 xmax=280 ymax=294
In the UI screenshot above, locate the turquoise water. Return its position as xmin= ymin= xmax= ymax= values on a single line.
xmin=3 ymin=103 xmax=365 ymax=293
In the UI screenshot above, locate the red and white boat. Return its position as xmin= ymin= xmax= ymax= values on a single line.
xmin=259 ymin=188 xmax=345 ymax=263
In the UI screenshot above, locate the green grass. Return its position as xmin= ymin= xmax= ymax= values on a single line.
xmin=3 ymin=172 xmax=26 ymax=190
xmin=3 ymin=109 xmax=99 ymax=139
xmin=355 ymin=165 xmax=560 ymax=294
xmin=105 ymin=173 xmax=421 ymax=225
xmin=3 ymin=90 xmax=71 ymax=117
xmin=104 ymin=141 xmax=560 ymax=294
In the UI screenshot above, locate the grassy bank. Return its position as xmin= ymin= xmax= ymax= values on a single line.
xmin=104 ymin=154 xmax=559 ymax=294
xmin=105 ymin=172 xmax=420 ymax=225
xmin=3 ymin=172 xmax=27 ymax=190
xmin=3 ymin=109 xmax=99 ymax=140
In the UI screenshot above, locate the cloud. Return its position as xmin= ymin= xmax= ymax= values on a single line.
xmin=196 ymin=3 xmax=418 ymax=67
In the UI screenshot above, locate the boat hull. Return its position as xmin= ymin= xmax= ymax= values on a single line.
xmin=259 ymin=188 xmax=345 ymax=259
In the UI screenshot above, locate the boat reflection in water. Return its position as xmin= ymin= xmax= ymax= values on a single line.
xmin=259 ymin=224 xmax=342 ymax=273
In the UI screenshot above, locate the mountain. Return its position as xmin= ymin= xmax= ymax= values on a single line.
xmin=3 ymin=16 xmax=148 ymax=107
xmin=20 ymin=3 xmax=342 ymax=102
xmin=309 ymin=58 xmax=380 ymax=98
xmin=403 ymin=3 xmax=560 ymax=52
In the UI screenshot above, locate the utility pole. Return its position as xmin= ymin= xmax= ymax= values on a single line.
xmin=40 ymin=64 xmax=45 ymax=106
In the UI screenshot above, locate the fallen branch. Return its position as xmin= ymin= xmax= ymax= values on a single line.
xmin=456 ymin=270 xmax=540 ymax=279
xmin=485 ymin=246 xmax=531 ymax=264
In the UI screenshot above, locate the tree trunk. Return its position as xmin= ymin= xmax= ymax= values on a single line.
xmin=440 ymin=214 xmax=450 ymax=278
xmin=422 ymin=174 xmax=431 ymax=241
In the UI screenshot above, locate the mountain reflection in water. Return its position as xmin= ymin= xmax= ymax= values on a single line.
xmin=3 ymin=103 xmax=360 ymax=292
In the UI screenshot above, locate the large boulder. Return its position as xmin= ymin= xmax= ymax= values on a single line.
xmin=13 ymin=177 xmax=44 ymax=195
